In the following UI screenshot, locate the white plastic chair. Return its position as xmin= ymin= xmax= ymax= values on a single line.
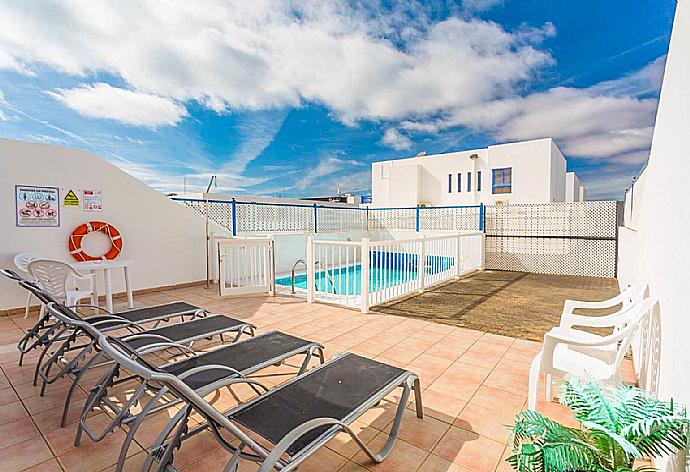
xmin=560 ymin=282 xmax=647 ymax=326
xmin=550 ymin=282 xmax=647 ymax=347
xmin=14 ymin=253 xmax=43 ymax=318
xmin=528 ymin=296 xmax=657 ymax=411
xmin=27 ymin=259 xmax=95 ymax=315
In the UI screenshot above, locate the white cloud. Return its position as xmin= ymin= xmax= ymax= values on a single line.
xmin=590 ymin=55 xmax=666 ymax=97
xmin=381 ymin=128 xmax=412 ymax=151
xmin=296 ymin=156 xmax=347 ymax=190
xmin=48 ymin=83 xmax=188 ymax=128
xmin=222 ymin=110 xmax=288 ymax=173
xmin=0 ymin=51 xmax=35 ymax=75
xmin=294 ymin=155 xmax=365 ymax=191
xmin=0 ymin=1 xmax=553 ymax=124
xmin=402 ymin=57 xmax=662 ymax=160
xmin=561 ymin=128 xmax=653 ymax=158
xmin=462 ymin=0 xmax=503 ymax=13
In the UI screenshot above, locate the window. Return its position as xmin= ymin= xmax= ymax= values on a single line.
xmin=492 ymin=167 xmax=512 ymax=194
xmin=467 ymin=172 xmax=471 ymax=192
xmin=448 ymin=174 xmax=452 ymax=193
xmin=477 ymin=171 xmax=482 ymax=192
xmin=457 ymin=173 xmax=462 ymax=192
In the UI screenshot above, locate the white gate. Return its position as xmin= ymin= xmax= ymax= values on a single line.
xmin=218 ymin=238 xmax=275 ymax=296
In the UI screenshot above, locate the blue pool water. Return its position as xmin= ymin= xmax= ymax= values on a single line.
xmin=276 ymin=252 xmax=454 ymax=295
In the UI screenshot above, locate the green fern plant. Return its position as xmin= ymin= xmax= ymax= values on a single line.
xmin=507 ymin=378 xmax=688 ymax=472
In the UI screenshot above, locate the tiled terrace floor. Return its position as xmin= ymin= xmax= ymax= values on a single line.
xmin=0 ymin=283 xmax=636 ymax=472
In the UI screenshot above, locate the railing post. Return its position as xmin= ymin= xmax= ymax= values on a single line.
xmin=479 ymin=203 xmax=485 ymax=232
xmin=480 ymin=233 xmax=486 ymax=270
xmin=231 ymin=199 xmax=237 ymax=236
xmin=456 ymin=233 xmax=462 ymax=278
xmin=361 ymin=238 xmax=370 ymax=314
xmin=313 ymin=204 xmax=318 ymax=233
xmin=306 ymin=236 xmax=315 ymax=303
xmin=365 ymin=206 xmax=369 ymax=232
xmin=415 ymin=205 xmax=420 ymax=232
xmin=418 ymin=235 xmax=426 ymax=291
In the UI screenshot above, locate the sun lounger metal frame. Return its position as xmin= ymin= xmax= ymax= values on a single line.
xmin=1 ymin=268 xmax=216 ymax=367
xmin=16 ymin=279 xmax=254 ymax=398
xmin=98 ymin=334 xmax=422 ymax=472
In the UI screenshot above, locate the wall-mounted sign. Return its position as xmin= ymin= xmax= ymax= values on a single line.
xmin=83 ymin=189 xmax=102 ymax=212
xmin=63 ymin=189 xmax=80 ymax=207
xmin=15 ymin=185 xmax=60 ymax=227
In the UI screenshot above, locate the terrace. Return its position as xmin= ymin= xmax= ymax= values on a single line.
xmin=0 ymin=281 xmax=637 ymax=472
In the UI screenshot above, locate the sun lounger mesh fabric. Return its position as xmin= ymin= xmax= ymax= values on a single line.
xmin=115 ymin=301 xmax=199 ymax=322
xmin=120 ymin=315 xmax=244 ymax=351
xmin=164 ymin=331 xmax=312 ymax=390
xmin=232 ymin=353 xmax=406 ymax=456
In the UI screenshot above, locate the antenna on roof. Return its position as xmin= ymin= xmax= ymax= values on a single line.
xmin=204 ymin=175 xmax=217 ymax=290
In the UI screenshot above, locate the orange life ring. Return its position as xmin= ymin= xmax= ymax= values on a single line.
xmin=69 ymin=221 xmax=123 ymax=261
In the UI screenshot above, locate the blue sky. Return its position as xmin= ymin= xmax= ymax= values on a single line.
xmin=0 ymin=0 xmax=676 ymax=199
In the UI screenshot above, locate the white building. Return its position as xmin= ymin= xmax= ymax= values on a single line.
xmin=565 ymin=172 xmax=587 ymax=202
xmin=371 ymin=138 xmax=585 ymax=207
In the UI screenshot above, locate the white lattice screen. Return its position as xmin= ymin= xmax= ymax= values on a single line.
xmin=173 ymin=198 xmax=619 ymax=278
xmin=367 ymin=209 xmax=417 ymax=231
xmin=484 ymin=201 xmax=619 ymax=277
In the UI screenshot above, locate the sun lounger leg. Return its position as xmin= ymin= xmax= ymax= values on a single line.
xmin=115 ymin=385 xmax=169 ymax=472
xmin=75 ymin=363 xmax=120 ymax=446
xmin=144 ymin=406 xmax=191 ymax=472
xmin=413 ymin=377 xmax=423 ymax=419
xmin=61 ymin=351 xmax=102 ymax=427
xmin=33 ymin=325 xmax=68 ymax=385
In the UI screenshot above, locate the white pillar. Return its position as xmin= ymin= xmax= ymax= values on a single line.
xmin=361 ymin=238 xmax=370 ymax=314
xmin=306 ymin=236 xmax=314 ymax=303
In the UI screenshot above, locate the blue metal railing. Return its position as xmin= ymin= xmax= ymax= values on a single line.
xmin=170 ymin=197 xmax=483 ymax=236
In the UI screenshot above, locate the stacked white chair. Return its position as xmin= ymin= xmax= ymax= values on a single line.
xmin=27 ymin=259 xmax=95 ymax=315
xmin=528 ymin=283 xmax=652 ymax=411
xmin=13 ymin=253 xmax=43 ymax=318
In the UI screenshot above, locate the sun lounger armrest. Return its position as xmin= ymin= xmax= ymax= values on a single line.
xmin=258 ymin=417 xmax=348 ymax=472
xmin=135 ymin=341 xmax=196 ymax=356
xmin=69 ymin=305 xmax=115 ymax=315
xmin=88 ymin=318 xmax=145 ymax=333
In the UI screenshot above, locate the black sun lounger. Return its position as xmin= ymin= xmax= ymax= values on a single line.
xmin=1 ymin=269 xmax=214 ymax=366
xmin=75 ymin=328 xmax=324 ymax=472
xmin=21 ymin=282 xmax=254 ymax=400
xmin=98 ymin=335 xmax=422 ymax=472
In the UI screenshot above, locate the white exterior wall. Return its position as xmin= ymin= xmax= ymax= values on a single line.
xmin=549 ymin=141 xmax=567 ymax=202
xmin=0 ymin=138 xmax=223 ymax=311
xmin=617 ymin=1 xmax=690 ymax=469
xmin=565 ymin=172 xmax=585 ymax=202
xmin=371 ymin=138 xmax=577 ymax=207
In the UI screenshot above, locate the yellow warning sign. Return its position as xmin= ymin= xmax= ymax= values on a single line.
xmin=64 ymin=190 xmax=80 ymax=207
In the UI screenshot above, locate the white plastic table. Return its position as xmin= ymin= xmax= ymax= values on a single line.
xmin=71 ymin=259 xmax=134 ymax=313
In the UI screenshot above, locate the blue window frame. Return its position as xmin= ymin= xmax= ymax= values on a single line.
xmin=467 ymin=172 xmax=471 ymax=192
xmin=492 ymin=167 xmax=512 ymax=194
xmin=457 ymin=173 xmax=461 ymax=192
xmin=448 ymin=174 xmax=452 ymax=193
xmin=477 ymin=171 xmax=482 ymax=192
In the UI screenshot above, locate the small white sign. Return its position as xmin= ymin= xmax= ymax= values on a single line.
xmin=83 ymin=189 xmax=103 ymax=212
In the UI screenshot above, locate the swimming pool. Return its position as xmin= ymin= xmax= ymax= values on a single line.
xmin=275 ymin=252 xmax=454 ymax=295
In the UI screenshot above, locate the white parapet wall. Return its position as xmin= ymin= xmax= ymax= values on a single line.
xmin=617 ymin=1 xmax=690 ymax=470
xmin=0 ymin=138 xmax=226 ymax=312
